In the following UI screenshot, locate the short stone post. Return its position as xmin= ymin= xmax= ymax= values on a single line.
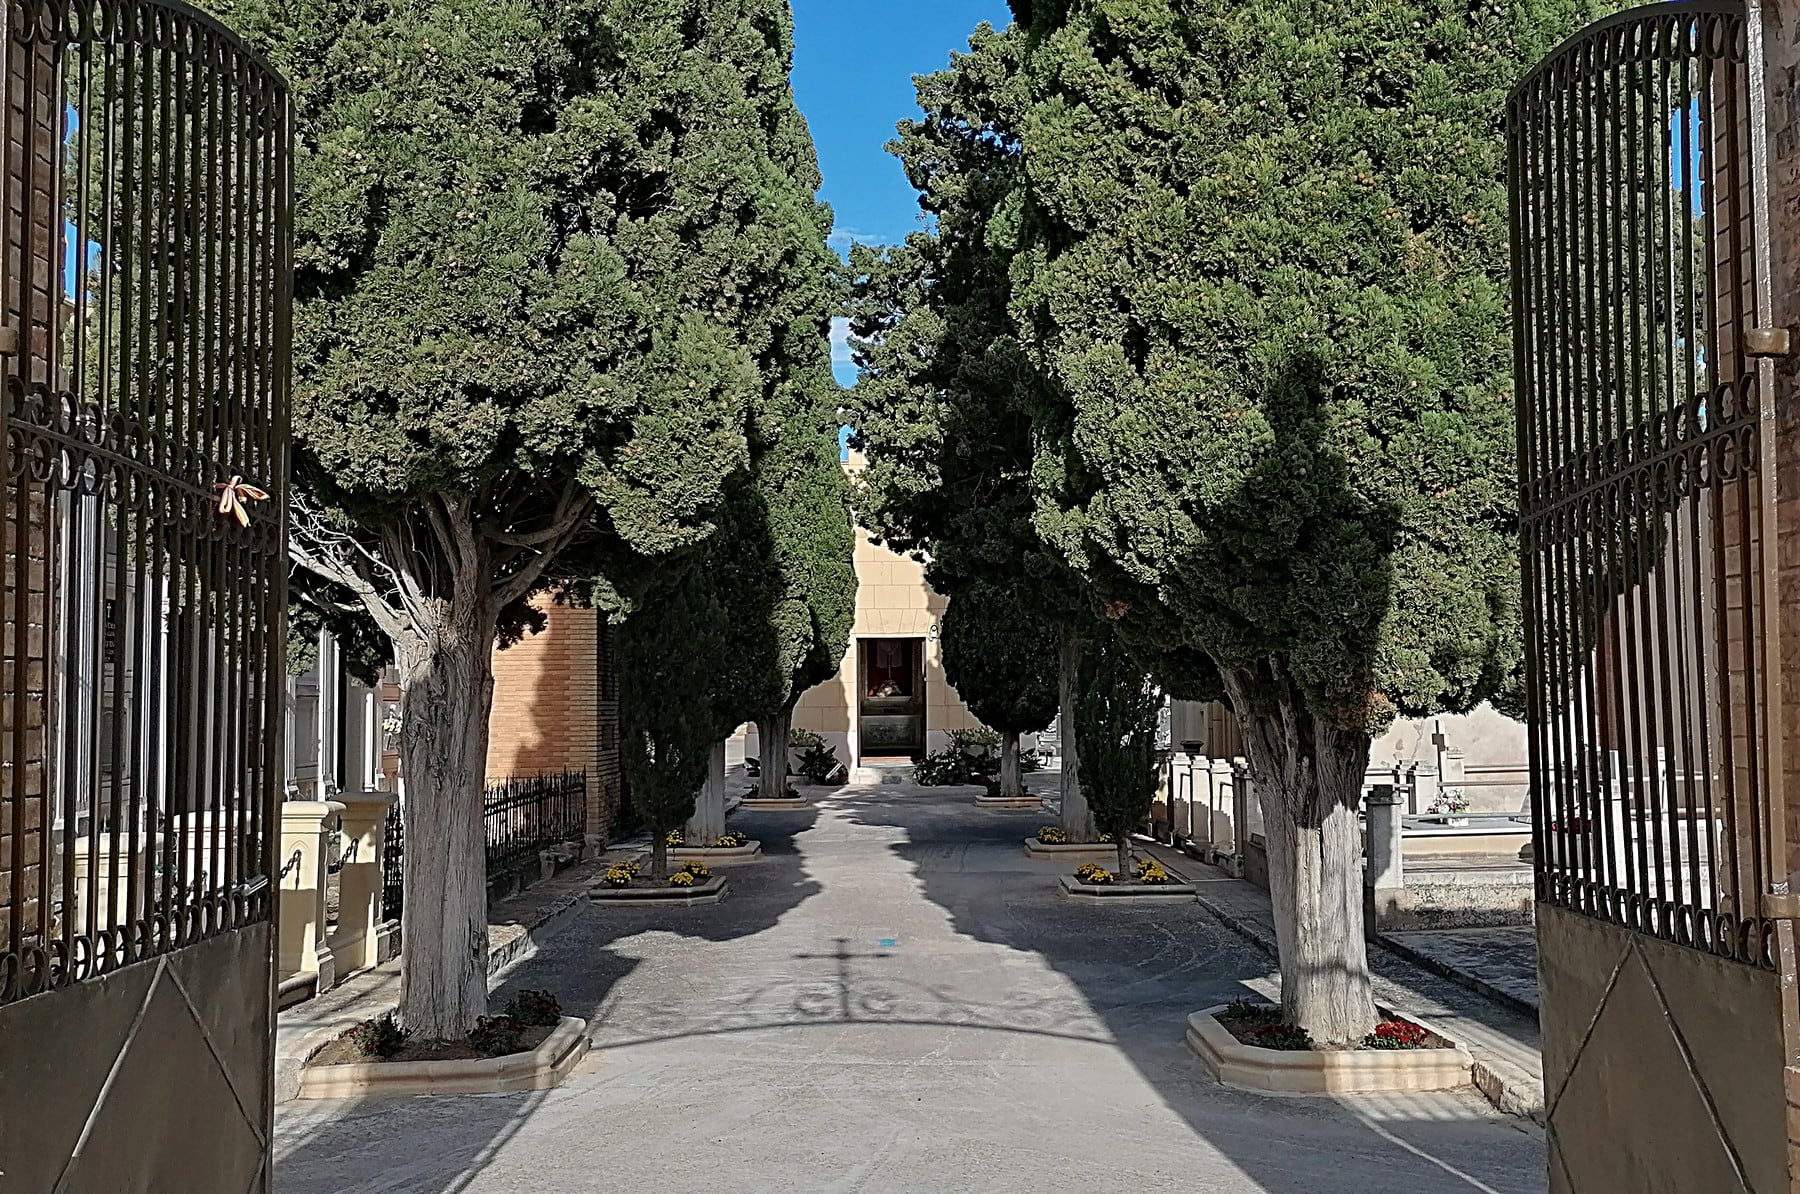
xmin=69 ymin=833 xmax=154 ymax=941
xmin=278 ymin=799 xmax=344 ymax=992
xmin=1407 ymin=761 xmax=1439 ymax=817
xmin=1209 ymin=757 xmax=1236 ymax=857
xmin=1441 ymin=747 xmax=1467 ymax=811
xmin=332 ymin=790 xmax=397 ymax=977
xmin=687 ymin=738 xmax=728 ymax=847
xmin=1364 ymin=784 xmax=1405 ymax=937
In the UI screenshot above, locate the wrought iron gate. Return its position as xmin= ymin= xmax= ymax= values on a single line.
xmin=0 ymin=0 xmax=290 ymax=1188
xmin=1511 ymin=3 xmax=1797 ymax=1188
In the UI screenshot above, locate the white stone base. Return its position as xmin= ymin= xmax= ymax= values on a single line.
xmin=737 ymin=796 xmax=809 ymax=811
xmin=1185 ymin=1006 xmax=1473 ymax=1094
xmin=1024 ymin=838 xmax=1119 ymax=862
xmin=671 ymin=841 xmax=763 ymax=865
xmin=296 ymin=1017 xmax=591 ymax=1100
xmin=975 ymin=794 xmax=1041 ymax=809
xmin=1058 ymin=875 xmax=1198 ymax=903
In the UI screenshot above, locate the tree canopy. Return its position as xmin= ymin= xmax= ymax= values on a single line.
xmin=1001 ymin=0 xmax=1600 ymax=1042
xmin=212 ymin=0 xmax=840 ymax=1038
xmin=940 ymin=579 xmax=1057 ymax=738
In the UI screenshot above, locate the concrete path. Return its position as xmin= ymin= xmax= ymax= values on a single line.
xmin=274 ymin=784 xmax=1546 ymax=1193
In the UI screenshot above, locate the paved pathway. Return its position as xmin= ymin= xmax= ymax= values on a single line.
xmin=274 ymin=784 xmax=1546 ymax=1193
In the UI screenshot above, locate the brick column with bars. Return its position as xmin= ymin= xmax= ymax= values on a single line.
xmin=487 ymin=599 xmax=624 ymax=847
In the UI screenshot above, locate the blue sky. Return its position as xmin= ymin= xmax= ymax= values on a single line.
xmin=790 ymin=0 xmax=1012 ymax=386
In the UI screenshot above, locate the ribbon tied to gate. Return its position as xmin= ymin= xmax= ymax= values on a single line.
xmin=214 ymin=476 xmax=269 ymax=526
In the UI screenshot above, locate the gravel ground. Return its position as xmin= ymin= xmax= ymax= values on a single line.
xmin=274 ymin=784 xmax=1546 ymax=1194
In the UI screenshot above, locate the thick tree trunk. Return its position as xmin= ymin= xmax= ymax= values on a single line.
xmin=688 ymin=738 xmax=728 ymax=846
xmin=999 ymin=730 xmax=1022 ymax=799
xmin=1058 ymin=628 xmax=1094 ymax=841
xmin=757 ymin=708 xmax=791 ymax=799
xmin=1117 ymin=838 xmax=1131 ymax=879
xmin=395 ymin=606 xmax=496 ymax=1042
xmin=1224 ymin=666 xmax=1377 ymax=1047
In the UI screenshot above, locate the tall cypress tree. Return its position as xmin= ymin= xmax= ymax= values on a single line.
xmin=848 ymin=23 xmax=1095 ymax=825
xmin=1004 ymin=0 xmax=1598 ymax=1042
xmin=939 ymin=579 xmax=1058 ymax=798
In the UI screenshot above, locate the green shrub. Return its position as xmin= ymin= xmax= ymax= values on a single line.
xmin=349 ymin=1013 xmax=409 ymax=1059
xmin=469 ymin=1016 xmax=528 ymax=1057
xmin=502 ymin=990 xmax=562 ymax=1028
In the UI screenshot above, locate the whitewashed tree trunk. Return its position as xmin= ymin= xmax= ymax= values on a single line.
xmin=758 ymin=708 xmax=791 ymax=799
xmin=1058 ymin=629 xmax=1095 ymax=841
xmin=394 ymin=602 xmax=495 ymax=1042
xmin=1225 ymin=666 xmax=1377 ymax=1047
xmin=688 ymin=738 xmax=728 ymax=846
xmin=999 ymin=730 xmax=1022 ymax=799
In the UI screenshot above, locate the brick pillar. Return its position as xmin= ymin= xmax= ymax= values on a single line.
xmin=1755 ymin=2 xmax=1800 ymax=1180
xmin=1 ymin=27 xmax=60 ymax=954
xmin=488 ymin=599 xmax=624 ymax=847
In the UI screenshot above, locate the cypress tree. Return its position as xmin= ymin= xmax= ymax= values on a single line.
xmin=848 ymin=23 xmax=1094 ymax=826
xmin=939 ymin=579 xmax=1058 ymax=798
xmin=1074 ymin=627 xmax=1163 ymax=878
xmin=1005 ymin=0 xmax=1598 ymax=1042
xmin=214 ymin=0 xmax=834 ymax=1038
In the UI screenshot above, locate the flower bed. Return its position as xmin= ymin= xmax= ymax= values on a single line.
xmin=590 ymin=859 xmax=729 ymax=904
xmin=1024 ymin=827 xmax=1119 ymax=860
xmin=1187 ymin=1002 xmax=1472 ymax=1095
xmin=298 ymin=990 xmax=592 ymax=1099
xmin=671 ymin=830 xmax=763 ymax=864
xmin=1058 ymin=856 xmax=1197 ymax=902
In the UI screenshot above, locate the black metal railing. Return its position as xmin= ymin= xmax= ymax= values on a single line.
xmin=381 ymin=801 xmax=404 ymax=922
xmin=484 ymin=771 xmax=586 ymax=887
xmin=2 ymin=0 xmax=292 ymax=1005
xmin=1510 ymin=0 xmax=1787 ymax=968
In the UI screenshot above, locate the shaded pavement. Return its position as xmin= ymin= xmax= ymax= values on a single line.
xmin=274 ymin=783 xmax=1545 ymax=1193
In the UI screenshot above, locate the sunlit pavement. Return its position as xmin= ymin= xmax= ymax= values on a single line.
xmin=274 ymin=784 xmax=1545 ymax=1193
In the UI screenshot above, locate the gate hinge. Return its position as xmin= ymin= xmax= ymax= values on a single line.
xmin=1746 ymin=325 xmax=1795 ymax=357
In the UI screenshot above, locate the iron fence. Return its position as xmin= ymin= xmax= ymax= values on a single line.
xmin=2 ymin=0 xmax=292 ymax=1005
xmin=1509 ymin=0 xmax=1788 ymax=967
xmin=380 ymin=800 xmax=403 ymax=921
xmin=484 ymin=771 xmax=586 ymax=887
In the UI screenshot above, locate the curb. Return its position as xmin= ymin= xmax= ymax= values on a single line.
xmin=1192 ymin=891 xmax=1544 ymax=1122
xmin=489 ymin=888 xmax=589 ymax=978
xmin=1375 ymin=932 xmax=1540 ymax=1021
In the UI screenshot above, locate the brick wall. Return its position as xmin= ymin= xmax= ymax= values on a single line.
xmin=488 ymin=600 xmax=623 ymax=845
xmin=1 ymin=34 xmax=60 ymax=950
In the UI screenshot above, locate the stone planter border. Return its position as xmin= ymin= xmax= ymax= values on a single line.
xmin=671 ymin=841 xmax=763 ymax=865
xmin=736 ymin=796 xmax=809 ymax=811
xmin=1185 ymin=1004 xmax=1473 ymax=1095
xmin=975 ymin=794 xmax=1041 ymax=809
xmin=296 ymin=1017 xmax=591 ymax=1100
xmin=589 ymin=875 xmax=730 ymax=905
xmin=1058 ymin=874 xmax=1198 ymax=903
xmin=1024 ymin=838 xmax=1120 ymax=861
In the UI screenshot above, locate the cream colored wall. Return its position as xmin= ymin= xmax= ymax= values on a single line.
xmin=783 ymin=525 xmax=980 ymax=763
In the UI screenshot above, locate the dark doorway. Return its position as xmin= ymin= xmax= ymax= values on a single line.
xmin=857 ymin=638 xmax=925 ymax=759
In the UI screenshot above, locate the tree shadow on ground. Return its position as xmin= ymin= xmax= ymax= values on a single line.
xmin=272 ymin=806 xmax=824 ymax=1194
xmin=833 ymin=790 xmax=1545 ymax=1194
